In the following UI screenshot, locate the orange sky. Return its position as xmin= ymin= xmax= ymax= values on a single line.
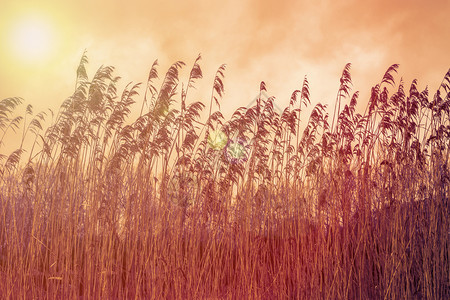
xmin=1 ymin=0 xmax=449 ymax=133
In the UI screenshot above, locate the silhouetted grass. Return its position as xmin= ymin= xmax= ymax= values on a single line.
xmin=0 ymin=53 xmax=448 ymax=299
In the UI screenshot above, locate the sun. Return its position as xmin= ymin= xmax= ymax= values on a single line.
xmin=8 ymin=16 xmax=55 ymax=63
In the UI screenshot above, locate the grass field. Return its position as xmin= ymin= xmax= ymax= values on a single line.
xmin=0 ymin=54 xmax=448 ymax=299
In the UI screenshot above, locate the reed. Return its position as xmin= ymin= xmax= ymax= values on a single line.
xmin=0 ymin=54 xmax=448 ymax=299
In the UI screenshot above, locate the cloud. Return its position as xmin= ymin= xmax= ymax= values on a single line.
xmin=309 ymin=0 xmax=450 ymax=79
xmin=57 ymin=0 xmax=450 ymax=92
xmin=1 ymin=0 xmax=448 ymax=117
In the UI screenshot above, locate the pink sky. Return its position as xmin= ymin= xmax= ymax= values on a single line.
xmin=0 ymin=0 xmax=449 ymax=135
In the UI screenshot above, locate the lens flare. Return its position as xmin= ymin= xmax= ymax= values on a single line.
xmin=224 ymin=138 xmax=249 ymax=164
xmin=207 ymin=130 xmax=228 ymax=150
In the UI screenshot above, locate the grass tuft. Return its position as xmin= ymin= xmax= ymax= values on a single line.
xmin=0 ymin=57 xmax=448 ymax=299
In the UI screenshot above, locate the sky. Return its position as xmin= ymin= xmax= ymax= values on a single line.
xmin=0 ymin=0 xmax=449 ymax=145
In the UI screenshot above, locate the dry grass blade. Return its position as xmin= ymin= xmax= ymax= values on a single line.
xmin=0 ymin=55 xmax=448 ymax=299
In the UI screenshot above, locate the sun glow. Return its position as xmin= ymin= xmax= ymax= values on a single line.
xmin=8 ymin=16 xmax=55 ymax=63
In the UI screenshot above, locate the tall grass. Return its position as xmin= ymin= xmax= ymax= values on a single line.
xmin=0 ymin=53 xmax=448 ymax=299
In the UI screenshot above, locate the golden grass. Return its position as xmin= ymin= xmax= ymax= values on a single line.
xmin=0 ymin=54 xmax=448 ymax=299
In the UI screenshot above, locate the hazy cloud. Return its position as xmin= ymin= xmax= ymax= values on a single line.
xmin=1 ymin=0 xmax=448 ymax=117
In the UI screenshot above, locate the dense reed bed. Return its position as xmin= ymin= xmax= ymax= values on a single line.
xmin=0 ymin=53 xmax=448 ymax=299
